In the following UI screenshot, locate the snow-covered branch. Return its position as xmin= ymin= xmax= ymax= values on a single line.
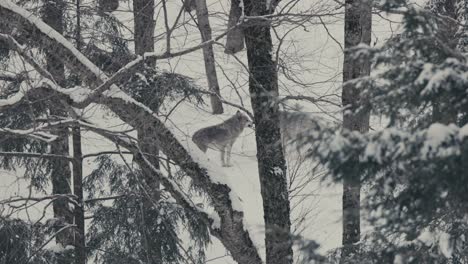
xmin=0 ymin=127 xmax=58 ymax=142
xmin=0 ymin=151 xmax=73 ymax=161
xmin=0 ymin=118 xmax=83 ymax=143
xmin=0 ymin=2 xmax=261 ymax=262
xmin=0 ymin=71 xmax=26 ymax=82
xmin=306 ymin=122 xmax=468 ymax=179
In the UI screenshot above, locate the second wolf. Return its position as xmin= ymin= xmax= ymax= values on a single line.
xmin=192 ymin=111 xmax=253 ymax=167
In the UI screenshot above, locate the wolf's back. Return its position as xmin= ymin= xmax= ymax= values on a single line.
xmin=192 ymin=125 xmax=228 ymax=152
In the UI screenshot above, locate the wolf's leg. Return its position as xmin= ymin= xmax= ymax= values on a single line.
xmin=225 ymin=143 xmax=233 ymax=167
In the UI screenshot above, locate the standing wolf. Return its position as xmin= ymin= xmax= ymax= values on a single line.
xmin=192 ymin=111 xmax=253 ymax=167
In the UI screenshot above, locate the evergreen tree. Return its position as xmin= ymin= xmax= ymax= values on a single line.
xmin=85 ymin=155 xmax=210 ymax=264
xmin=304 ymin=0 xmax=468 ymax=262
xmin=77 ymin=5 xmax=208 ymax=262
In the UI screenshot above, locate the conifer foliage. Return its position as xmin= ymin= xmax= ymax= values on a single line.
xmin=305 ymin=0 xmax=468 ymax=262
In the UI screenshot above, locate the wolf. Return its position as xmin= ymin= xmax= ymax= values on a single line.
xmin=279 ymin=110 xmax=318 ymax=148
xmin=192 ymin=111 xmax=253 ymax=167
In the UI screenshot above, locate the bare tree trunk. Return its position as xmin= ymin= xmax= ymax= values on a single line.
xmin=225 ymin=0 xmax=244 ymax=54
xmin=73 ymin=1 xmax=86 ymax=263
xmin=72 ymin=128 xmax=85 ymax=264
xmin=133 ymin=0 xmax=162 ymax=263
xmin=243 ymin=1 xmax=293 ymax=263
xmin=0 ymin=4 xmax=264 ymax=261
xmin=134 ymin=0 xmax=155 ymax=58
xmin=136 ymin=129 xmax=162 ymax=264
xmin=456 ymin=0 xmax=468 ymax=52
xmin=340 ymin=0 xmax=372 ymax=262
xmin=194 ymin=0 xmax=224 ymax=114
xmin=42 ymin=1 xmax=74 ymax=259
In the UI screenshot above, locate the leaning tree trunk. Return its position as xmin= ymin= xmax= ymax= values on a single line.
xmin=193 ymin=0 xmax=224 ymax=114
xmin=243 ymin=1 xmax=293 ymax=263
xmin=0 ymin=3 xmax=264 ymax=262
xmin=133 ymin=0 xmax=162 ymax=263
xmin=340 ymin=0 xmax=372 ymax=263
xmin=42 ymin=1 xmax=74 ymax=260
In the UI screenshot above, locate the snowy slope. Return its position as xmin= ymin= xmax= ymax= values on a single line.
xmin=0 ymin=0 xmax=405 ymax=262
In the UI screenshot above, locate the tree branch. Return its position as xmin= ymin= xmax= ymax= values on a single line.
xmin=0 ymin=3 xmax=262 ymax=262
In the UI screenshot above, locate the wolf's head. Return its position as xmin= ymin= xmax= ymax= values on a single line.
xmin=235 ymin=110 xmax=253 ymax=128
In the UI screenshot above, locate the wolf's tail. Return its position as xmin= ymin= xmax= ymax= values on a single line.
xmin=192 ymin=130 xmax=208 ymax=153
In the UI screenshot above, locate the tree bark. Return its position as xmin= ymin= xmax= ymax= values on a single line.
xmin=72 ymin=128 xmax=85 ymax=264
xmin=456 ymin=0 xmax=468 ymax=52
xmin=42 ymin=0 xmax=74 ymax=258
xmin=0 ymin=3 xmax=263 ymax=262
xmin=133 ymin=0 xmax=155 ymax=60
xmin=133 ymin=1 xmax=162 ymax=263
xmin=194 ymin=0 xmax=224 ymax=114
xmin=243 ymin=1 xmax=293 ymax=263
xmin=225 ymin=0 xmax=244 ymax=54
xmin=340 ymin=0 xmax=372 ymax=262
xmin=73 ymin=1 xmax=86 ymax=262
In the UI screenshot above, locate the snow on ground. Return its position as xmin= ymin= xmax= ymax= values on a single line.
xmin=166 ymin=102 xmax=343 ymax=262
xmin=0 ymin=0 xmax=405 ymax=262
xmin=0 ymin=100 xmax=343 ymax=262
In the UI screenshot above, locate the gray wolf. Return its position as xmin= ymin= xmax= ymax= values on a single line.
xmin=192 ymin=111 xmax=253 ymax=167
xmin=279 ymin=111 xmax=318 ymax=148
xmin=279 ymin=110 xmax=339 ymax=153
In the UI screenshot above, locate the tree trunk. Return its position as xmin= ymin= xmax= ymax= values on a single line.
xmin=136 ymin=129 xmax=162 ymax=264
xmin=243 ymin=1 xmax=293 ymax=263
xmin=340 ymin=0 xmax=372 ymax=262
xmin=194 ymin=0 xmax=224 ymax=114
xmin=42 ymin=0 xmax=74 ymax=258
xmin=133 ymin=1 xmax=162 ymax=263
xmin=73 ymin=1 xmax=86 ymax=262
xmin=72 ymin=128 xmax=85 ymax=264
xmin=225 ymin=0 xmax=244 ymax=54
xmin=456 ymin=0 xmax=468 ymax=52
xmin=0 ymin=3 xmax=264 ymax=261
xmin=133 ymin=0 xmax=155 ymax=60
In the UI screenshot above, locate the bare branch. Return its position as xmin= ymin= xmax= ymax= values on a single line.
xmin=0 ymin=3 xmax=262 ymax=262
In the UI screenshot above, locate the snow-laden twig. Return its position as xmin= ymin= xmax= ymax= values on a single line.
xmin=0 ymin=2 xmax=262 ymax=262
xmin=0 ymin=127 xmax=58 ymax=142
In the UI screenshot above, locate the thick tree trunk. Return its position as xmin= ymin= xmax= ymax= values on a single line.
xmin=73 ymin=1 xmax=85 ymax=263
xmin=42 ymin=0 xmax=74 ymax=258
xmin=133 ymin=1 xmax=162 ymax=263
xmin=136 ymin=129 xmax=162 ymax=264
xmin=243 ymin=1 xmax=293 ymax=263
xmin=133 ymin=0 xmax=155 ymax=59
xmin=340 ymin=0 xmax=372 ymax=262
xmin=0 ymin=3 xmax=264 ymax=262
xmin=194 ymin=0 xmax=224 ymax=114
xmin=72 ymin=128 xmax=85 ymax=264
